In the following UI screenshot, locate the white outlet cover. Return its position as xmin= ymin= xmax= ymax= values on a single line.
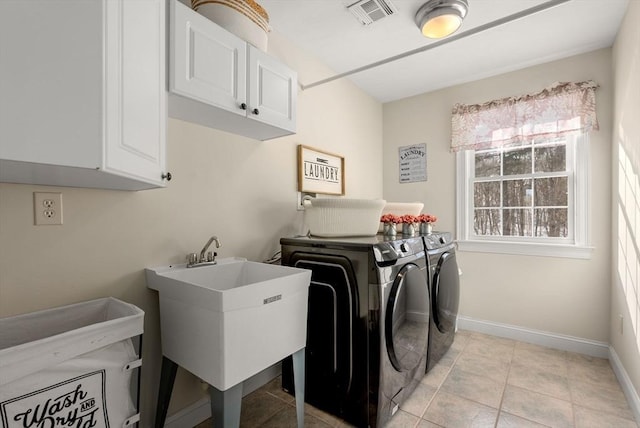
xmin=34 ymin=192 xmax=63 ymax=225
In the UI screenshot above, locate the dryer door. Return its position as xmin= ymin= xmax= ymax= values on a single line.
xmin=432 ymin=251 xmax=460 ymax=333
xmin=385 ymin=263 xmax=430 ymax=372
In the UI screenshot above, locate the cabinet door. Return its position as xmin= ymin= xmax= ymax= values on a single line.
xmin=170 ymin=0 xmax=247 ymax=115
xmin=104 ymin=0 xmax=167 ymax=186
xmin=248 ymin=46 xmax=297 ymax=132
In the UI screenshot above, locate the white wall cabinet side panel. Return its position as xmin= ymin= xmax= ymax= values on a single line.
xmin=104 ymin=0 xmax=166 ymax=185
xmin=0 ymin=0 xmax=167 ymax=191
xmin=248 ymin=47 xmax=297 ymax=133
xmin=170 ymin=0 xmax=246 ymax=114
xmin=168 ymin=0 xmax=296 ymax=141
xmin=0 ymin=0 xmax=103 ymax=168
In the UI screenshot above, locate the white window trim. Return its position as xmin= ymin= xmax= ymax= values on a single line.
xmin=455 ymin=134 xmax=594 ymax=259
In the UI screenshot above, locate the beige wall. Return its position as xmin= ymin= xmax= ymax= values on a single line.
xmin=383 ymin=48 xmax=613 ymax=341
xmin=611 ymin=0 xmax=640 ymax=396
xmin=0 ymin=32 xmax=383 ymax=424
xmin=2 ymin=4 xmax=637 ymax=423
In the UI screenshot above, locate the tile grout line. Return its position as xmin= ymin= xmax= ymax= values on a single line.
xmin=493 ymin=342 xmax=516 ymax=428
xmin=566 ymin=351 xmax=579 ymax=428
xmin=415 ymin=333 xmax=471 ymax=427
xmin=499 ymin=343 xmax=575 ymax=427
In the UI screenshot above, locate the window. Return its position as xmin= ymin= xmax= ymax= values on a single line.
xmin=451 ymin=81 xmax=598 ymax=259
xmin=456 ymin=134 xmax=592 ymax=258
xmin=474 ymin=137 xmax=570 ymax=238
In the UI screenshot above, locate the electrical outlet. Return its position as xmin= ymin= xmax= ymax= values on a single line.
xmin=297 ymin=191 xmax=316 ymax=211
xmin=620 ymin=314 xmax=624 ymax=335
xmin=34 ymin=192 xmax=63 ymax=225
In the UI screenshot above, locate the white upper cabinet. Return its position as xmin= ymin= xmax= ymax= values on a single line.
xmin=0 ymin=0 xmax=168 ymax=191
xmin=169 ymin=0 xmax=297 ymax=141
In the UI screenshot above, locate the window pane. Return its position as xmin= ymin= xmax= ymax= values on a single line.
xmin=534 ymin=208 xmax=568 ymax=237
xmin=503 ymin=179 xmax=532 ymax=207
xmin=535 ymin=145 xmax=566 ymax=172
xmin=474 ymin=181 xmax=500 ymax=207
xmin=504 ymin=147 xmax=532 ymax=175
xmin=475 ymin=151 xmax=501 ymax=177
xmin=474 ymin=209 xmax=501 ymax=235
xmin=503 ymin=209 xmax=532 ymax=236
xmin=535 ymin=177 xmax=568 ymax=206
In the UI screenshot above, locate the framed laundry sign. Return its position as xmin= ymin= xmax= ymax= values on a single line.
xmin=298 ymin=145 xmax=345 ymax=195
xmin=399 ymin=144 xmax=427 ymax=183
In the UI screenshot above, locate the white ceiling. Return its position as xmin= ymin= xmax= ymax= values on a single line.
xmin=259 ymin=0 xmax=629 ymax=103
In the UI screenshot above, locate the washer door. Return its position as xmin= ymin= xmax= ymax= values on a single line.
xmin=385 ymin=263 xmax=430 ymax=372
xmin=432 ymin=251 xmax=460 ymax=333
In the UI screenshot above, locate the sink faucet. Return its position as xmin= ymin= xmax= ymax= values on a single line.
xmin=187 ymin=236 xmax=221 ymax=268
xmin=200 ymin=236 xmax=221 ymax=262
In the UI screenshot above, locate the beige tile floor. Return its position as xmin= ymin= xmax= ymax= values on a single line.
xmin=196 ymin=330 xmax=638 ymax=427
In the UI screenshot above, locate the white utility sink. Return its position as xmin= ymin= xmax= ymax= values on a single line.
xmin=146 ymin=258 xmax=311 ymax=391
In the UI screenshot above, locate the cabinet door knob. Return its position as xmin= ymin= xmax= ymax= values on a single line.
xmin=240 ymin=103 xmax=247 ymax=110
xmin=162 ymin=172 xmax=172 ymax=181
xmin=252 ymin=108 xmax=259 ymax=115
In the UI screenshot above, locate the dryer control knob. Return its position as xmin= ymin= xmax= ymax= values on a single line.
xmin=400 ymin=243 xmax=408 ymax=253
xmin=439 ymin=236 xmax=446 ymax=244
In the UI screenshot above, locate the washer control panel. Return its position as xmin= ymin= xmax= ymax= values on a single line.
xmin=373 ymin=237 xmax=424 ymax=263
xmin=423 ymin=232 xmax=453 ymax=250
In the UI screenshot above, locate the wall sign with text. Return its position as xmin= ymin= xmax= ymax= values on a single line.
xmin=399 ymin=144 xmax=427 ymax=183
xmin=298 ymin=145 xmax=345 ymax=195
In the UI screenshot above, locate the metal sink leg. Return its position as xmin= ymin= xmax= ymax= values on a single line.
xmin=209 ymin=383 xmax=243 ymax=428
xmin=292 ymin=347 xmax=305 ymax=428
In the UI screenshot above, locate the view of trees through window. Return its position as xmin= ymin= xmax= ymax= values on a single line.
xmin=473 ymin=138 xmax=569 ymax=238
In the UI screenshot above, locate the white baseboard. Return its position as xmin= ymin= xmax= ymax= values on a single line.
xmin=609 ymin=346 xmax=640 ymax=423
xmin=456 ymin=315 xmax=610 ymax=358
xmin=164 ymin=363 xmax=282 ymax=428
xmin=164 ymin=396 xmax=211 ymax=428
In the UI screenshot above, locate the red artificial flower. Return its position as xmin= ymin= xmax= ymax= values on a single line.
xmin=380 ymin=214 xmax=401 ymax=223
xmin=399 ymin=214 xmax=417 ymax=224
xmin=416 ymin=214 xmax=438 ymax=223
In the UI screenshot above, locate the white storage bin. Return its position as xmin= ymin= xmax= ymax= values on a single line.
xmin=0 ymin=297 xmax=143 ymax=428
xmin=382 ymin=202 xmax=424 ymax=216
xmin=192 ymin=0 xmax=270 ymax=51
xmin=303 ymin=198 xmax=386 ymax=237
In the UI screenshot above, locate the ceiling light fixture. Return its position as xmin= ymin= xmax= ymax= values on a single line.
xmin=415 ymin=0 xmax=469 ymax=39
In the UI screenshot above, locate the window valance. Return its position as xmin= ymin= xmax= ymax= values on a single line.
xmin=450 ymin=80 xmax=599 ymax=152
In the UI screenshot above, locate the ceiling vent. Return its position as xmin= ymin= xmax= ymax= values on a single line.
xmin=347 ymin=0 xmax=398 ymax=25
